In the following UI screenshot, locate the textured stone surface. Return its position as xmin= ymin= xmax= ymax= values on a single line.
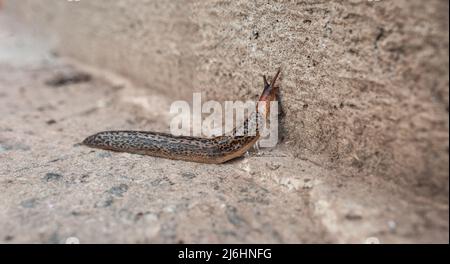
xmin=1 ymin=1 xmax=448 ymax=243
xmin=7 ymin=0 xmax=449 ymax=201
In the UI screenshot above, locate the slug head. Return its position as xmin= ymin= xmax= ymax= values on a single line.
xmin=257 ymin=68 xmax=281 ymax=117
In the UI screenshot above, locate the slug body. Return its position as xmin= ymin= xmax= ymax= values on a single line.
xmin=82 ymin=69 xmax=281 ymax=164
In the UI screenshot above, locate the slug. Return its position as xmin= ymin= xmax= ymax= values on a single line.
xmin=82 ymin=69 xmax=281 ymax=164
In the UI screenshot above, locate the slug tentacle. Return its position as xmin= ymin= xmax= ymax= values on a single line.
xmin=82 ymin=69 xmax=281 ymax=164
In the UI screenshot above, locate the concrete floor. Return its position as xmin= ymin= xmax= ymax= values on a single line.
xmin=0 ymin=14 xmax=448 ymax=244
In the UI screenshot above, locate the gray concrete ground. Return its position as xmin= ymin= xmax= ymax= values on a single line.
xmin=0 ymin=14 xmax=448 ymax=244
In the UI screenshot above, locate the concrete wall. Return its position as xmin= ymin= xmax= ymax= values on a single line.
xmin=6 ymin=0 xmax=449 ymax=199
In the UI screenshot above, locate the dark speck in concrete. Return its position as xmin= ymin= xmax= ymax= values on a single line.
xmin=21 ymin=198 xmax=38 ymax=208
xmin=45 ymin=71 xmax=92 ymax=87
xmin=97 ymin=151 xmax=112 ymax=158
xmin=239 ymin=197 xmax=270 ymax=205
xmin=107 ymin=184 xmax=129 ymax=197
xmin=221 ymin=230 xmax=238 ymax=238
xmin=95 ymin=197 xmax=114 ymax=208
xmin=134 ymin=212 xmax=144 ymax=221
xmin=0 ymin=142 xmax=30 ymax=152
xmin=46 ymin=119 xmax=57 ymax=125
xmin=181 ymin=172 xmax=196 ymax=180
xmin=345 ymin=213 xmax=363 ymax=221
xmin=0 ymin=144 xmax=11 ymax=153
xmin=151 ymin=177 xmax=175 ymax=186
xmin=225 ymin=206 xmax=246 ymax=227
xmin=266 ymin=162 xmax=281 ymax=170
xmin=80 ymin=174 xmax=89 ymax=183
xmin=252 ymin=30 xmax=259 ymax=39
xmin=43 ymin=172 xmax=63 ymax=182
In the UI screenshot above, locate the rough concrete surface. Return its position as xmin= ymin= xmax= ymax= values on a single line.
xmin=1 ymin=0 xmax=449 ymax=244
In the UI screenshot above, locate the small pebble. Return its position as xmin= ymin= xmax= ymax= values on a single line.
xmin=97 ymin=152 xmax=112 ymax=158
xmin=181 ymin=172 xmax=196 ymax=180
xmin=107 ymin=184 xmax=129 ymax=197
xmin=43 ymin=172 xmax=63 ymax=182
xmin=266 ymin=162 xmax=281 ymax=170
xmin=95 ymin=197 xmax=114 ymax=208
xmin=21 ymin=198 xmax=38 ymax=208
